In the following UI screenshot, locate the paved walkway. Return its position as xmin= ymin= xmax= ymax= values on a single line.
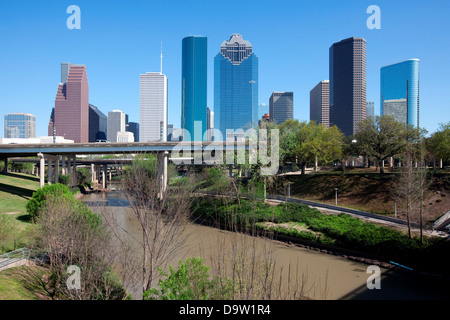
xmin=266 ymin=195 xmax=450 ymax=239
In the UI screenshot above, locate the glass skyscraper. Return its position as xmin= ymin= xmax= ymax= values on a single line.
xmin=366 ymin=101 xmax=375 ymax=120
xmin=4 ymin=113 xmax=36 ymax=138
xmin=269 ymin=92 xmax=293 ymax=125
xmin=329 ymin=37 xmax=367 ymax=136
xmin=380 ymin=59 xmax=420 ymax=127
xmin=214 ymin=33 xmax=258 ymax=140
xmin=181 ymin=36 xmax=207 ymax=141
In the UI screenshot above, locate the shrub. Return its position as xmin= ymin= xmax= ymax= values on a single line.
xmin=26 ymin=183 xmax=74 ymax=222
xmin=144 ymin=257 xmax=213 ymax=300
xmin=58 ymin=174 xmax=71 ymax=186
xmin=76 ymin=168 xmax=92 ymax=187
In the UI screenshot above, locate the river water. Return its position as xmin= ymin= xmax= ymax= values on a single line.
xmin=81 ymin=191 xmax=450 ymax=300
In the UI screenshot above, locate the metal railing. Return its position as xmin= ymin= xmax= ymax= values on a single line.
xmin=0 ymin=248 xmax=31 ymax=271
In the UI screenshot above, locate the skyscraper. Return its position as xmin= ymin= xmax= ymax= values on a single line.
xmin=310 ymin=80 xmax=330 ymax=128
xmin=107 ymin=110 xmax=126 ymax=142
xmin=49 ymin=63 xmax=89 ymax=143
xmin=4 ymin=113 xmax=36 ymax=139
xmin=214 ymin=33 xmax=258 ymax=140
xmin=182 ymin=36 xmax=207 ymax=141
xmin=140 ymin=72 xmax=168 ymax=142
xmin=366 ymin=101 xmax=375 ymax=121
xmin=380 ymin=59 xmax=420 ymax=127
xmin=126 ymin=122 xmax=139 ymax=142
xmin=88 ymin=104 xmax=107 ymax=142
xmin=269 ymin=92 xmax=293 ymax=125
xmin=329 ymin=37 xmax=367 ymax=136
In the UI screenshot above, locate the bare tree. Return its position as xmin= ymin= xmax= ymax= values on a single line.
xmin=392 ymin=149 xmax=416 ymax=238
xmin=25 ymin=194 xmax=131 ymax=300
xmin=121 ymin=154 xmax=195 ymax=295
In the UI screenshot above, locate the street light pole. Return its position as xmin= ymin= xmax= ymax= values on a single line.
xmin=335 ymin=188 xmax=339 ymax=206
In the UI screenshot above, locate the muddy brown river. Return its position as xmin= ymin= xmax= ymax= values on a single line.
xmin=82 ymin=191 xmax=450 ymax=300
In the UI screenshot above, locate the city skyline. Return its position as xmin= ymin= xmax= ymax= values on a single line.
xmin=1 ymin=0 xmax=449 ymax=138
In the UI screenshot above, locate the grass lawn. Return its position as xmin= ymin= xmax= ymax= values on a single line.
xmin=0 ymin=173 xmax=40 ymax=214
xmin=0 ymin=267 xmax=39 ymax=300
xmin=0 ymin=173 xmax=38 ymax=252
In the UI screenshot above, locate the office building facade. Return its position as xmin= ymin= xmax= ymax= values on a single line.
xmin=269 ymin=92 xmax=293 ymax=125
xmin=329 ymin=37 xmax=367 ymax=136
xmin=182 ymin=36 xmax=207 ymax=141
xmin=107 ymin=110 xmax=126 ymax=142
xmin=366 ymin=101 xmax=375 ymax=121
xmin=126 ymin=121 xmax=139 ymax=142
xmin=4 ymin=113 xmax=36 ymax=139
xmin=380 ymin=59 xmax=420 ymax=127
xmin=88 ymin=104 xmax=107 ymax=142
xmin=49 ymin=63 xmax=89 ymax=143
xmin=139 ymin=72 xmax=168 ymax=142
xmin=214 ymin=33 xmax=258 ymax=140
xmin=310 ymin=80 xmax=330 ymax=128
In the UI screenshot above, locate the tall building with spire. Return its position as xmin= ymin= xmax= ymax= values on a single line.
xmin=139 ymin=72 xmax=168 ymax=142
xmin=181 ymin=36 xmax=207 ymax=141
xmin=329 ymin=37 xmax=367 ymax=136
xmin=214 ymin=33 xmax=258 ymax=140
xmin=49 ymin=63 xmax=89 ymax=143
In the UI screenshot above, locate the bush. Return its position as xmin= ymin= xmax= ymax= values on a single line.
xmin=58 ymin=174 xmax=71 ymax=186
xmin=76 ymin=168 xmax=92 ymax=187
xmin=144 ymin=258 xmax=214 ymax=300
xmin=26 ymin=183 xmax=74 ymax=222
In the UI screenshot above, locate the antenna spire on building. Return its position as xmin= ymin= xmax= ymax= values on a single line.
xmin=160 ymin=41 xmax=163 ymax=74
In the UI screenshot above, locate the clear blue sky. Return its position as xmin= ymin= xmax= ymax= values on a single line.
xmin=1 ymin=0 xmax=449 ymax=137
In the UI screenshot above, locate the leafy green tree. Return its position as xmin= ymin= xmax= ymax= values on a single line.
xmin=428 ymin=122 xmax=450 ymax=168
xmin=355 ymin=115 xmax=408 ymax=174
xmin=278 ymin=119 xmax=304 ymax=166
xmin=295 ymin=122 xmax=344 ymax=173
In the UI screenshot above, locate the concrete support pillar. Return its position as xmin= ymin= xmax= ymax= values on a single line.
xmin=47 ymin=160 xmax=53 ymax=185
xmin=109 ymin=167 xmax=112 ymax=181
xmin=102 ymin=165 xmax=107 ymax=189
xmin=54 ymin=157 xmax=59 ymax=184
xmin=39 ymin=155 xmax=45 ymax=188
xmin=91 ymin=164 xmax=95 ymax=183
xmin=72 ymin=156 xmax=77 ymax=186
xmin=157 ymin=151 xmax=168 ymax=199
xmin=61 ymin=156 xmax=66 ymax=175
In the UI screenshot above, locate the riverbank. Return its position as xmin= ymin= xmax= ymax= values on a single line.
xmin=192 ymin=196 xmax=450 ymax=280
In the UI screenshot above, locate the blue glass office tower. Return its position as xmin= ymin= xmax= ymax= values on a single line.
xmin=214 ymin=34 xmax=258 ymax=140
xmin=380 ymin=59 xmax=420 ymax=127
xmin=4 ymin=113 xmax=36 ymax=138
xmin=182 ymin=36 xmax=207 ymax=141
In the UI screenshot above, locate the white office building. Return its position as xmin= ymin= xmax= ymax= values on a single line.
xmin=117 ymin=131 xmax=134 ymax=143
xmin=107 ymin=110 xmax=126 ymax=142
xmin=139 ymin=72 xmax=168 ymax=142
